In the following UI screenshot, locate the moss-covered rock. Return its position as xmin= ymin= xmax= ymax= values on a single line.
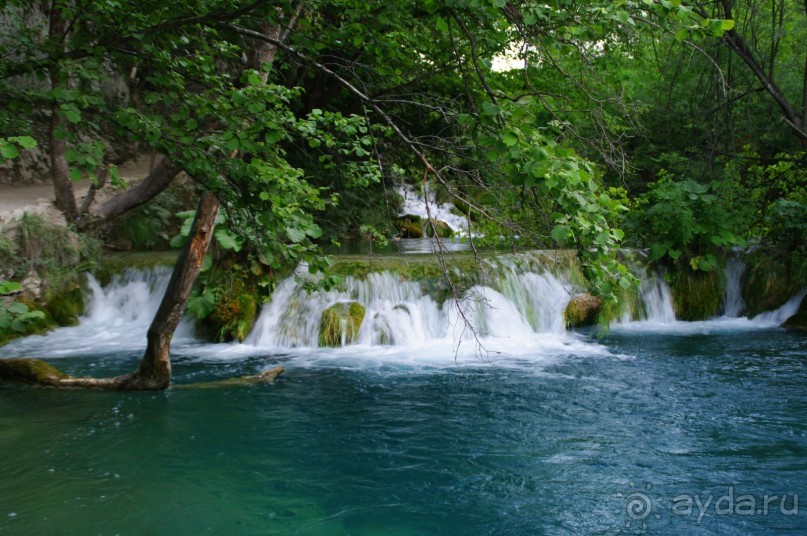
xmin=424 ymin=219 xmax=454 ymax=238
xmin=0 ymin=358 xmax=68 ymax=385
xmin=741 ymin=250 xmax=795 ymax=317
xmin=318 ymin=301 xmax=365 ymax=347
xmin=670 ymin=269 xmax=723 ymax=321
xmin=209 ymin=287 xmax=258 ymax=342
xmin=783 ymin=296 xmax=807 ymax=330
xmin=45 ymin=284 xmax=85 ymax=326
xmin=397 ymin=215 xmax=423 ymax=238
xmin=564 ymin=293 xmax=603 ymax=327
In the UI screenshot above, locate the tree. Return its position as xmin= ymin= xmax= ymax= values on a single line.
xmin=2 ymin=0 xmax=741 ymax=388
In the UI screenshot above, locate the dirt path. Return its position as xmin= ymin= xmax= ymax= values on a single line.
xmin=0 ymin=156 xmax=155 ymax=226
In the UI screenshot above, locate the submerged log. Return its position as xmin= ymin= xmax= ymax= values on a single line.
xmin=0 ymin=358 xmax=283 ymax=389
xmin=0 ymin=358 xmax=68 ymax=385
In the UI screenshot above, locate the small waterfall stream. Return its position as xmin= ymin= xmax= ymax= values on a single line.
xmin=399 ymin=183 xmax=469 ymax=236
xmin=721 ymin=255 xmax=747 ymax=317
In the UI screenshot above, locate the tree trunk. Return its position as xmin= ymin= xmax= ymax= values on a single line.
xmin=48 ymin=2 xmax=78 ymax=221
xmin=128 ymin=191 xmax=219 ymax=389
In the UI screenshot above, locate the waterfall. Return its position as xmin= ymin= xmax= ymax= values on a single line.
xmin=0 ymin=267 xmax=193 ymax=357
xmin=399 ymin=183 xmax=469 ymax=236
xmin=750 ymin=290 xmax=806 ymax=326
xmin=84 ymin=267 xmax=172 ymax=327
xmin=613 ymin=264 xmax=677 ymax=325
xmin=3 ymin=253 xmax=804 ymax=361
xmin=722 ymin=256 xmax=746 ymax=317
xmin=246 ymin=258 xmax=574 ymax=350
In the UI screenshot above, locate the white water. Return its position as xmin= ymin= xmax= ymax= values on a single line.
xmin=399 ymin=183 xmax=469 ymax=236
xmin=722 ymin=256 xmax=746 ymax=317
xmin=611 ymin=259 xmax=805 ymax=335
xmin=0 ymin=268 xmax=194 ymax=358
xmin=244 ymin=259 xmax=586 ymax=365
xmin=1 ymin=256 xmax=803 ymax=367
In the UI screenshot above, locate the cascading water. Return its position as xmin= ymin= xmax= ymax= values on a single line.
xmin=610 ymin=256 xmax=806 ymax=333
xmin=246 ymin=257 xmax=576 ymax=355
xmin=0 ymin=267 xmax=194 ymax=357
xmin=399 ymin=183 xmax=469 ymax=236
xmin=721 ymin=255 xmax=746 ymax=317
xmin=611 ymin=263 xmax=677 ymax=325
xmin=2 ymin=254 xmax=804 ymax=364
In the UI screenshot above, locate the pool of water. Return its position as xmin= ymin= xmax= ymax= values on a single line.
xmin=2 ymin=327 xmax=806 ymax=534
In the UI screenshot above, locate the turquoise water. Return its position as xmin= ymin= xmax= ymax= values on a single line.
xmin=1 ymin=328 xmax=806 ymax=534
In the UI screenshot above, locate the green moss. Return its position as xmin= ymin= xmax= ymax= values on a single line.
xmin=0 ymin=358 xmax=68 ymax=385
xmin=318 ymin=301 xmax=365 ymax=347
xmin=44 ymin=284 xmax=85 ymax=326
xmin=424 ymin=219 xmax=454 ymax=238
xmin=670 ymin=269 xmax=724 ymax=321
xmin=396 ymin=215 xmax=424 ymax=238
xmin=783 ymin=296 xmax=807 ymax=329
xmin=209 ymin=284 xmax=258 ymax=342
xmin=564 ymin=293 xmax=603 ymax=327
xmin=741 ymin=249 xmax=796 ymax=317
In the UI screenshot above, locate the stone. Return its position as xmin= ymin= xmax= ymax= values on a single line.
xmin=564 ymin=293 xmax=603 ymax=327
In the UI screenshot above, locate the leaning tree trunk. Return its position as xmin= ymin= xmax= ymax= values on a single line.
xmin=50 ymin=191 xmax=220 ymax=390
xmin=126 ymin=191 xmax=220 ymax=389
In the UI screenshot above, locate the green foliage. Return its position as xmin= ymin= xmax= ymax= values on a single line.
xmin=187 ymin=261 xmax=260 ymax=343
xmin=0 ymin=136 xmax=36 ymax=160
xmin=13 ymin=214 xmax=99 ymax=282
xmin=0 ymin=0 xmax=765 ymax=311
xmin=464 ymin=99 xmax=637 ymax=299
xmin=669 ymin=269 xmax=724 ymax=321
xmin=628 ymin=175 xmax=745 ymax=271
xmin=104 ymin=180 xmax=198 ymax=251
xmin=0 ymin=214 xmax=98 ymax=336
xmin=0 ymin=281 xmax=46 ymax=339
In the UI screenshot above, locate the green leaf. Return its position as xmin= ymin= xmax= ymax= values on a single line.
xmin=286 ymin=227 xmax=307 ymax=243
xmin=10 ymin=136 xmax=36 ymax=149
xmin=62 ymin=108 xmax=81 ymax=123
xmin=246 ymin=71 xmax=262 ymax=86
xmin=8 ymin=302 xmax=28 ymax=314
xmin=481 ymin=102 xmax=500 ymax=117
xmin=502 ymin=131 xmax=519 ymax=147
xmin=1 ymin=143 xmax=20 ymax=159
xmin=551 ymin=224 xmax=571 ymax=243
xmin=169 ymin=234 xmax=187 ymax=249
xmin=306 ymin=223 xmax=323 ymax=239
xmin=215 ymin=229 xmax=241 ymax=251
xmin=0 ymin=281 xmax=21 ymax=294
xmin=721 ymin=19 xmax=735 ymax=30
